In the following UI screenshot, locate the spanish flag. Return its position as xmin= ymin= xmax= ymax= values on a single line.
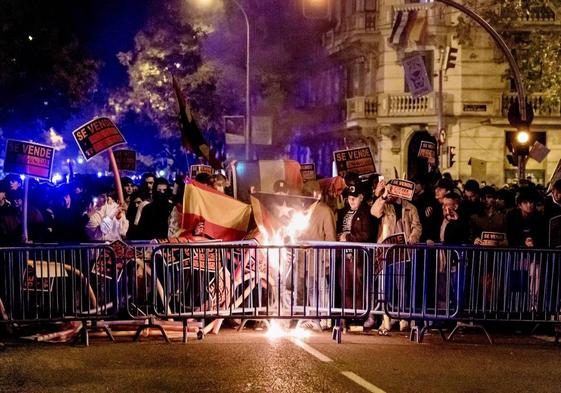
xmin=181 ymin=179 xmax=252 ymax=241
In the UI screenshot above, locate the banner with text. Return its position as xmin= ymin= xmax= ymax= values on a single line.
xmin=333 ymin=146 xmax=376 ymax=178
xmin=110 ymin=149 xmax=136 ymax=172
xmin=190 ymin=164 xmax=213 ymax=179
xmin=73 ymin=117 xmax=126 ymax=161
xmin=417 ymin=141 xmax=436 ymax=164
xmin=4 ymin=139 xmax=55 ymax=180
xmin=300 ymin=163 xmax=316 ymax=182
xmin=387 ymin=179 xmax=415 ymax=201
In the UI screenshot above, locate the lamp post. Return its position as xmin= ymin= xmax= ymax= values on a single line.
xmin=193 ymin=0 xmax=251 ymax=160
xmin=230 ymin=0 xmax=251 ymax=160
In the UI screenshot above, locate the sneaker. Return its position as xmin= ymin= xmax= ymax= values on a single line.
xmin=399 ymin=320 xmax=410 ymax=332
xmin=363 ymin=316 xmax=376 ymax=330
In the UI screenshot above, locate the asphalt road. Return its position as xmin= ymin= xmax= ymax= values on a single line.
xmin=1 ymin=327 xmax=560 ymax=393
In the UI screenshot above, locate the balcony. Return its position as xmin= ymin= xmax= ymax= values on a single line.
xmin=323 ymin=11 xmax=377 ymax=55
xmin=347 ymin=96 xmax=377 ymax=121
xmin=378 ymin=93 xmax=436 ymax=117
xmin=501 ymin=93 xmax=561 ymax=118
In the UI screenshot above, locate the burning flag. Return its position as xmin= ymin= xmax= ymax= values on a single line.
xmin=250 ymin=192 xmax=319 ymax=244
xmin=181 ymin=179 xmax=251 ymax=241
xmin=172 ymin=75 xmax=222 ymax=170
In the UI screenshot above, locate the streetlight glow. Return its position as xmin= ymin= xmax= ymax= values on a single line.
xmin=516 ymin=131 xmax=529 ymax=144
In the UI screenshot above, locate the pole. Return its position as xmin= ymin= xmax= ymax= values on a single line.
xmin=22 ymin=177 xmax=29 ymax=244
xmin=436 ymin=67 xmax=444 ymax=172
xmin=518 ymin=155 xmax=527 ymax=182
xmin=435 ymin=0 xmax=527 ymax=122
xmin=232 ymin=0 xmax=251 ymax=160
xmin=108 ymin=148 xmax=125 ymax=205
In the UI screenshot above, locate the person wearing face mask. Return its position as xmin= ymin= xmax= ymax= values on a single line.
xmin=471 ymin=186 xmax=507 ymax=246
xmin=137 ymin=177 xmax=174 ymax=240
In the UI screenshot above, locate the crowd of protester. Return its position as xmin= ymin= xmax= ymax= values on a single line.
xmin=0 ymin=170 xmax=560 ymax=249
xmin=0 ymin=171 xmax=228 ymax=245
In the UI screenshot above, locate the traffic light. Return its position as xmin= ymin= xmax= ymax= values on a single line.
xmin=303 ymin=0 xmax=330 ymax=19
xmin=447 ymin=146 xmax=456 ymax=167
xmin=445 ymin=47 xmax=458 ymax=70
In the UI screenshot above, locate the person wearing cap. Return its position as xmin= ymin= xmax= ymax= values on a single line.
xmin=336 ymin=182 xmax=377 ymax=317
xmin=471 ymin=186 xmax=507 ymax=246
xmin=4 ymin=174 xmax=22 ymax=192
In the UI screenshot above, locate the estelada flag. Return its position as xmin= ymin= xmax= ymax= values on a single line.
xmin=231 ymin=159 xmax=304 ymax=203
xmin=182 ymin=179 xmax=251 ymax=241
xmin=250 ymin=192 xmax=319 ymax=242
xmin=172 ymin=75 xmax=222 ymax=170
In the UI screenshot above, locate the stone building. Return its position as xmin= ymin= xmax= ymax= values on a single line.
xmin=290 ymin=0 xmax=561 ymax=186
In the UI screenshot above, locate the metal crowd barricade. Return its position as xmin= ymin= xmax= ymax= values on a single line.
xmin=382 ymin=244 xmax=561 ymax=343
xmin=147 ymin=242 xmax=371 ymax=342
xmin=0 ymin=244 xmax=118 ymax=344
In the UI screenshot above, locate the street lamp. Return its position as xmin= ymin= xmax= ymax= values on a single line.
xmin=193 ymin=0 xmax=251 ymax=160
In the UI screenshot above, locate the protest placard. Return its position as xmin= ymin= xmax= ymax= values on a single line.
xmin=481 ymin=231 xmax=506 ymax=247
xmin=4 ymin=140 xmax=55 ymax=180
xmin=333 ymin=146 xmax=376 ymax=178
xmin=382 ymin=232 xmax=406 ymax=245
xmin=387 ymin=179 xmax=415 ymax=201
xmin=224 ymin=115 xmax=245 ymax=144
xmin=190 ymin=164 xmax=213 ymax=179
xmin=300 ymin=163 xmax=316 ymax=182
xmin=418 ymin=141 xmax=436 ymax=164
xmin=73 ymin=117 xmax=126 ymax=160
xmin=111 ymin=149 xmax=136 ymax=171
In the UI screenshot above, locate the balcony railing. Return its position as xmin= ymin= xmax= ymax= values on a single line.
xmin=501 ymin=93 xmax=561 ymax=117
xmin=515 ymin=7 xmax=556 ymax=22
xmin=347 ymin=96 xmax=377 ymax=121
xmin=382 ymin=93 xmax=436 ymax=116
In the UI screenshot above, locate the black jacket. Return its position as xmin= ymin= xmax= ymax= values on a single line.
xmin=336 ymin=203 xmax=377 ymax=243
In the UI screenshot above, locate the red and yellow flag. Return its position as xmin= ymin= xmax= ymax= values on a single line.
xmin=181 ymin=179 xmax=251 ymax=241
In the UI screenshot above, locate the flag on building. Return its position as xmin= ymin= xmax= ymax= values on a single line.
xmin=181 ymin=179 xmax=252 ymax=241
xmin=408 ymin=10 xmax=427 ymax=45
xmin=172 ymin=75 xmax=222 ymax=170
xmin=389 ymin=10 xmax=417 ymax=47
xmin=250 ymin=192 xmax=319 ymax=242
xmin=231 ymin=160 xmax=304 ymax=203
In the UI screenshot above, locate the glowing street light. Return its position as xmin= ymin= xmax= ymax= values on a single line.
xmin=193 ymin=0 xmax=251 ymax=160
xmin=516 ymin=130 xmax=530 ymax=144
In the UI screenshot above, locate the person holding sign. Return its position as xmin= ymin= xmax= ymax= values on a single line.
xmin=370 ymin=179 xmax=421 ymax=333
xmin=85 ymin=186 xmax=129 ymax=242
xmin=371 ymin=179 xmax=422 ymax=246
xmin=471 ymin=186 xmax=507 ymax=247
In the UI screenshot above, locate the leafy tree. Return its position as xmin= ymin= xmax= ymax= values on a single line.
xmin=0 ymin=0 xmax=100 ymax=130
xmin=454 ymin=0 xmax=561 ymax=110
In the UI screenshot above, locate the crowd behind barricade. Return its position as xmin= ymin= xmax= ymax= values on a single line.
xmin=0 ymin=169 xmax=560 ymax=335
xmin=0 ymin=170 xmax=559 ymax=249
xmin=0 ymin=171 xmax=228 ymax=245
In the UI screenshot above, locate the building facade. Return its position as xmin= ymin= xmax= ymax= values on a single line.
xmin=291 ymin=0 xmax=561 ymax=185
